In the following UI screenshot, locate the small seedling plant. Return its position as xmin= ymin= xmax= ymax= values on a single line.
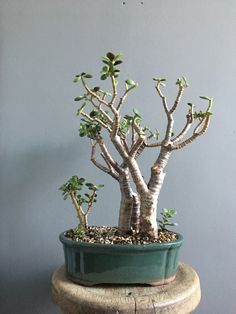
xmin=60 ymin=52 xmax=212 ymax=238
xmin=59 ymin=176 xmax=104 ymax=229
xmin=158 ymin=208 xmax=178 ymax=231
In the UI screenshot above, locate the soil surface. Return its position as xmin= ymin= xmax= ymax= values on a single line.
xmin=65 ymin=226 xmax=177 ymax=245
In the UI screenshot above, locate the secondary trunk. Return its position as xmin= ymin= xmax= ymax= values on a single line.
xmin=139 ymin=147 xmax=171 ymax=238
xmin=118 ymin=168 xmax=137 ymax=234
xmin=139 ymin=166 xmax=167 ymax=238
xmin=130 ymin=193 xmax=140 ymax=232
xmin=139 ymin=192 xmax=159 ymax=238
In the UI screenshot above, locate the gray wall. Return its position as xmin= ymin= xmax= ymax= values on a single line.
xmin=1 ymin=0 xmax=236 ymax=313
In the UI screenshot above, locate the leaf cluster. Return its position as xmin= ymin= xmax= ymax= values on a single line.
xmin=119 ymin=109 xmax=142 ymax=137
xmin=59 ymin=175 xmax=104 ymax=207
xmin=158 ymin=208 xmax=178 ymax=231
xmin=100 ymin=52 xmax=123 ymax=80
xmin=176 ymin=77 xmax=189 ymax=88
xmin=73 ymin=72 xmax=93 ymax=83
xmin=59 ymin=176 xmax=85 ymax=198
xmin=153 ymin=77 xmax=166 ymax=87
xmin=79 ymin=118 xmax=102 ymax=139
xmin=79 ymin=109 xmax=110 ymax=139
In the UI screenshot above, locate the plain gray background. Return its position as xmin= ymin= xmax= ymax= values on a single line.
xmin=1 ymin=0 xmax=236 ymax=313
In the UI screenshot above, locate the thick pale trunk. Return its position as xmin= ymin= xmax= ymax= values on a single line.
xmin=139 ymin=192 xmax=159 ymax=238
xmin=139 ymin=147 xmax=171 ymax=238
xmin=130 ymin=193 xmax=140 ymax=232
xmin=118 ymin=168 xmax=134 ymax=234
xmin=118 ymin=195 xmax=133 ymax=234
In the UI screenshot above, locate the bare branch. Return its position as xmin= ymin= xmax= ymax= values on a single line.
xmin=130 ymin=136 xmax=145 ymax=158
xmin=169 ymin=85 xmax=184 ymax=114
xmin=155 ymin=83 xmax=174 ymax=143
xmin=145 ymin=141 xmax=162 ymax=148
xmin=90 ymin=97 xmax=113 ymax=124
xmin=110 ymin=76 xmax=118 ymax=106
xmin=117 ymin=82 xmax=138 ymax=111
xmin=97 ymin=138 xmax=124 ymax=174
xmin=121 ymin=138 xmax=130 ymax=155
xmin=84 ymin=190 xmax=97 ymax=216
xmin=91 ymin=143 xmax=119 ymax=180
xmin=117 ymin=89 xmax=129 ymax=111
xmin=69 ymin=191 xmax=87 ymax=227
xmin=155 ymin=84 xmax=169 ymax=114
xmin=173 ymin=113 xmax=211 ymax=150
xmin=134 ymin=143 xmax=146 ymax=159
xmin=81 ymin=78 xmax=108 ymax=106
xmin=172 ymin=114 xmax=193 ymax=143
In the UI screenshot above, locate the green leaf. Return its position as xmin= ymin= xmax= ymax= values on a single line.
xmin=114 ymin=53 xmax=123 ymax=61
xmin=106 ymin=52 xmax=115 ymax=61
xmin=153 ymin=78 xmax=166 ymax=82
xmin=182 ymin=76 xmax=189 ymax=87
xmin=125 ymin=79 xmax=136 ymax=86
xmin=73 ymin=77 xmax=81 ymax=83
xmin=133 ymin=108 xmax=140 ymax=116
xmin=74 ymin=96 xmax=85 ymax=101
xmin=114 ymin=60 xmax=123 ymax=65
xmin=102 ymin=66 xmax=108 ymax=72
xmin=93 ymin=86 xmax=100 ymax=92
xmin=199 ymin=96 xmax=212 ymax=101
xmin=100 ymin=74 xmax=108 ymax=80
xmin=83 ymin=74 xmax=93 ymax=79
xmin=85 ymin=183 xmax=94 ymax=187
xmin=102 ymin=57 xmax=110 ymax=65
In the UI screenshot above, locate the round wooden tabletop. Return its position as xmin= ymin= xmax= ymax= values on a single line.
xmin=52 ymin=263 xmax=201 ymax=314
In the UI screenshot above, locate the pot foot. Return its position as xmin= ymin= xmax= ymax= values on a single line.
xmin=67 ymin=275 xmax=98 ymax=286
xmin=147 ymin=274 xmax=176 ymax=286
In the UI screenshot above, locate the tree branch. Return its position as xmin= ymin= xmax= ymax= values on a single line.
xmin=81 ymin=78 xmax=108 ymax=106
xmin=145 ymin=141 xmax=162 ymax=148
xmin=172 ymin=114 xmax=193 ymax=143
xmin=84 ymin=190 xmax=96 ymax=216
xmin=155 ymin=84 xmax=169 ymax=114
xmin=80 ymin=112 xmax=112 ymax=132
xmin=169 ymin=85 xmax=184 ymax=114
xmin=97 ymin=138 xmax=124 ymax=174
xmin=130 ymin=135 xmax=145 ymax=158
xmin=155 ymin=83 xmax=174 ymax=143
xmin=173 ymin=113 xmax=211 ymax=150
xmin=90 ymin=143 xmax=119 ymax=180
xmin=110 ymin=76 xmax=118 ymax=106
xmin=69 ymin=191 xmax=87 ymax=227
xmin=90 ymin=97 xmax=113 ymax=124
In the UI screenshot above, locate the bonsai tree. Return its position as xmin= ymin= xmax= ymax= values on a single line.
xmin=61 ymin=52 xmax=212 ymax=239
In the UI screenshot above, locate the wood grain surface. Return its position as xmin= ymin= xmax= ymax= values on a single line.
xmin=52 ymin=263 xmax=201 ymax=314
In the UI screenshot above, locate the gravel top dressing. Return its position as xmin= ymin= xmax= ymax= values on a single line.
xmin=65 ymin=226 xmax=177 ymax=245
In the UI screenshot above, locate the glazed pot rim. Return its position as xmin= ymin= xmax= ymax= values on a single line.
xmin=59 ymin=230 xmax=183 ymax=251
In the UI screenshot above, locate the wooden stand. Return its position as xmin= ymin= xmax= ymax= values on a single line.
xmin=52 ymin=263 xmax=201 ymax=314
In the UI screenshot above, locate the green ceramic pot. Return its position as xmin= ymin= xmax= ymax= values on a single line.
xmin=59 ymin=231 xmax=183 ymax=286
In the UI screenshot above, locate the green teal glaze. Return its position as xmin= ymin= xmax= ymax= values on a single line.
xmin=59 ymin=232 xmax=183 ymax=285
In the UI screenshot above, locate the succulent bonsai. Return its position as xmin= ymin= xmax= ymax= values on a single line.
xmin=60 ymin=52 xmax=212 ymax=240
